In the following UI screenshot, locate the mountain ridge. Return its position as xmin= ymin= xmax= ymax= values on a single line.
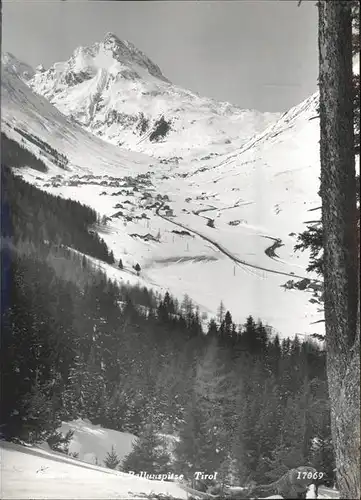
xmin=15 ymin=34 xmax=280 ymax=158
xmin=1 ymin=51 xmax=35 ymax=82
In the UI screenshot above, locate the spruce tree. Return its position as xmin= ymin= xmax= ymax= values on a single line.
xmin=174 ymin=396 xmax=211 ymax=480
xmin=104 ymin=445 xmax=121 ymax=469
xmin=122 ymin=424 xmax=170 ymax=474
xmin=47 ymin=430 xmax=74 ymax=454
xmin=265 ymin=395 xmax=306 ymax=480
xmin=217 ymin=300 xmax=225 ymax=324
xmin=18 ymin=373 xmax=62 ymax=444
xmin=240 ymin=316 xmax=258 ymax=354
xmin=207 ymin=318 xmax=218 ymax=337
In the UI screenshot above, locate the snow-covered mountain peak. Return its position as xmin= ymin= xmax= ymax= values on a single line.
xmin=102 ymin=32 xmax=166 ymax=75
xmin=68 ymin=32 xmax=170 ymax=84
xmin=1 ymin=52 xmax=35 ymax=82
xmin=36 ymin=64 xmax=46 ymax=73
xmin=28 ymin=32 xmax=169 ymax=99
xmin=27 ymin=35 xmax=279 ymax=158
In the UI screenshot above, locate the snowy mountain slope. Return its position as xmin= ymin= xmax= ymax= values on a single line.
xmin=0 ymin=441 xmax=189 ymax=499
xmin=1 ymin=52 xmax=35 ymax=82
xmin=169 ymin=92 xmax=321 ymax=244
xmin=1 ymin=64 xmax=153 ymax=176
xmin=1 ymin=51 xmax=323 ymax=338
xmin=134 ymin=91 xmax=323 ymax=336
xmin=27 ymin=33 xmax=279 ymax=158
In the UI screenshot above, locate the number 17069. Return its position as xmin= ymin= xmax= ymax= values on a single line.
xmin=297 ymin=472 xmax=324 ymax=480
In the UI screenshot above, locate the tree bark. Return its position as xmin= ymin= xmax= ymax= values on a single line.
xmin=318 ymin=1 xmax=360 ymax=498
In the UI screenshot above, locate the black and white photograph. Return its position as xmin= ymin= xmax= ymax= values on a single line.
xmin=0 ymin=0 xmax=359 ymax=498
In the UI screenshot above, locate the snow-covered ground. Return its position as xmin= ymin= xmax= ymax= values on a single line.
xmin=59 ymin=419 xmax=136 ymax=466
xmin=0 ymin=441 xmax=189 ymax=499
xmin=0 ymin=419 xmax=188 ymax=499
xmin=1 ymin=45 xmax=324 ymax=338
xmin=0 ymin=417 xmax=339 ymax=500
xmin=0 ymin=442 xmax=340 ymax=499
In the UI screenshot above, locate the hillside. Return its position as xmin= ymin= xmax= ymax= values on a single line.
xmin=1 ymin=60 xmax=152 ymax=176
xmin=2 ymin=51 xmax=35 ymax=81
xmin=1 ymin=48 xmax=323 ymax=337
xmin=0 ymin=440 xmax=188 ymax=499
xmin=0 ymin=426 xmax=339 ymax=499
xmin=0 ymin=416 xmax=339 ymax=499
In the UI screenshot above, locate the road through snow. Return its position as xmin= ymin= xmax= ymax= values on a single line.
xmin=155 ymin=203 xmax=316 ymax=282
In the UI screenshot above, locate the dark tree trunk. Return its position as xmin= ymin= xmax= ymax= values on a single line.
xmin=318 ymin=1 xmax=360 ymax=498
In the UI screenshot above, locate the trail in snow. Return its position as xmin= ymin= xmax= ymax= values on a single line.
xmin=190 ymin=203 xmax=289 ymax=266
xmin=155 ymin=203 xmax=312 ymax=281
xmin=192 ymin=200 xmax=254 ymax=217
xmin=192 ymin=206 xmax=218 ymax=216
xmin=262 ymin=236 xmax=284 ymax=261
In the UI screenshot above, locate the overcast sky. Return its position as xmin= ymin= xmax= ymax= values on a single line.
xmin=2 ymin=0 xmax=319 ymax=112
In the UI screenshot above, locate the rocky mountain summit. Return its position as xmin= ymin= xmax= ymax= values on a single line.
xmin=26 ymin=32 xmax=279 ymax=158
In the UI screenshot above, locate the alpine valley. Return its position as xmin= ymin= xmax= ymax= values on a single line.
xmin=1 ymin=32 xmax=323 ymax=338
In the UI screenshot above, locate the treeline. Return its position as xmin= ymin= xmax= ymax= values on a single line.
xmin=13 ymin=127 xmax=68 ymax=168
xmin=2 ymin=166 xmax=114 ymax=264
xmin=1 ymin=133 xmax=48 ymax=172
xmin=0 ymin=163 xmax=334 ymax=487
